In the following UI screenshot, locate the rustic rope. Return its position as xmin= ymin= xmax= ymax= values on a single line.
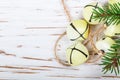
xmin=95 ymin=26 xmax=106 ymax=41
xmin=85 ymin=26 xmax=105 ymax=62
xmin=61 ymin=0 xmax=72 ymax=22
xmin=54 ymin=32 xmax=71 ymax=66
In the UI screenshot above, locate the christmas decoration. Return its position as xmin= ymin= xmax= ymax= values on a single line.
xmin=101 ymin=39 xmax=120 ymax=75
xmin=83 ymin=2 xmax=102 ymax=25
xmin=95 ymin=37 xmax=115 ymax=52
xmin=109 ymin=0 xmax=120 ymax=4
xmin=54 ymin=0 xmax=120 ymax=76
xmin=92 ymin=2 xmax=120 ymax=26
xmin=66 ymin=41 xmax=89 ymax=66
xmin=66 ymin=20 xmax=89 ymax=41
xmin=104 ymin=24 xmax=120 ymax=37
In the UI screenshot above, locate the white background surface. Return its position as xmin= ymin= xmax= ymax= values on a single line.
xmin=0 ymin=0 xmax=119 ymax=80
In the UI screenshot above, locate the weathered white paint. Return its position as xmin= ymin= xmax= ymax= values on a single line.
xmin=0 ymin=0 xmax=119 ymax=80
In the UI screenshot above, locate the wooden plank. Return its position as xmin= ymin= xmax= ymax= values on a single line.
xmin=0 ymin=0 xmax=119 ymax=80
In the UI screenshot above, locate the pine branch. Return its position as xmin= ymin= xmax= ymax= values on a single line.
xmin=92 ymin=2 xmax=120 ymax=26
xmin=101 ymin=38 xmax=120 ymax=75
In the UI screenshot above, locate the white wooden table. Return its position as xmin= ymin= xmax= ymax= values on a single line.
xmin=0 ymin=0 xmax=119 ymax=80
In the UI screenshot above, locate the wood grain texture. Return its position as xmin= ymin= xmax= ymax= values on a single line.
xmin=0 ymin=0 xmax=119 ymax=80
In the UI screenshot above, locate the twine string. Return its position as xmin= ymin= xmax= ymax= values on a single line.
xmin=61 ymin=0 xmax=72 ymax=22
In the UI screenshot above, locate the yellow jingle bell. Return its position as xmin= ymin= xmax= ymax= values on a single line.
xmin=95 ymin=37 xmax=115 ymax=53
xmin=66 ymin=20 xmax=89 ymax=41
xmin=83 ymin=2 xmax=102 ymax=25
xmin=66 ymin=41 xmax=89 ymax=66
xmin=109 ymin=0 xmax=120 ymax=4
xmin=104 ymin=24 xmax=120 ymax=37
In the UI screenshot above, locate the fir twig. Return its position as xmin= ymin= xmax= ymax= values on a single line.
xmin=92 ymin=2 xmax=120 ymax=25
xmin=101 ymin=38 xmax=120 ymax=75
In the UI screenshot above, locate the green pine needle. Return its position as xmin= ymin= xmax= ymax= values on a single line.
xmin=101 ymin=38 xmax=120 ymax=75
xmin=92 ymin=2 xmax=120 ymax=26
xmin=93 ymin=3 xmax=120 ymax=75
